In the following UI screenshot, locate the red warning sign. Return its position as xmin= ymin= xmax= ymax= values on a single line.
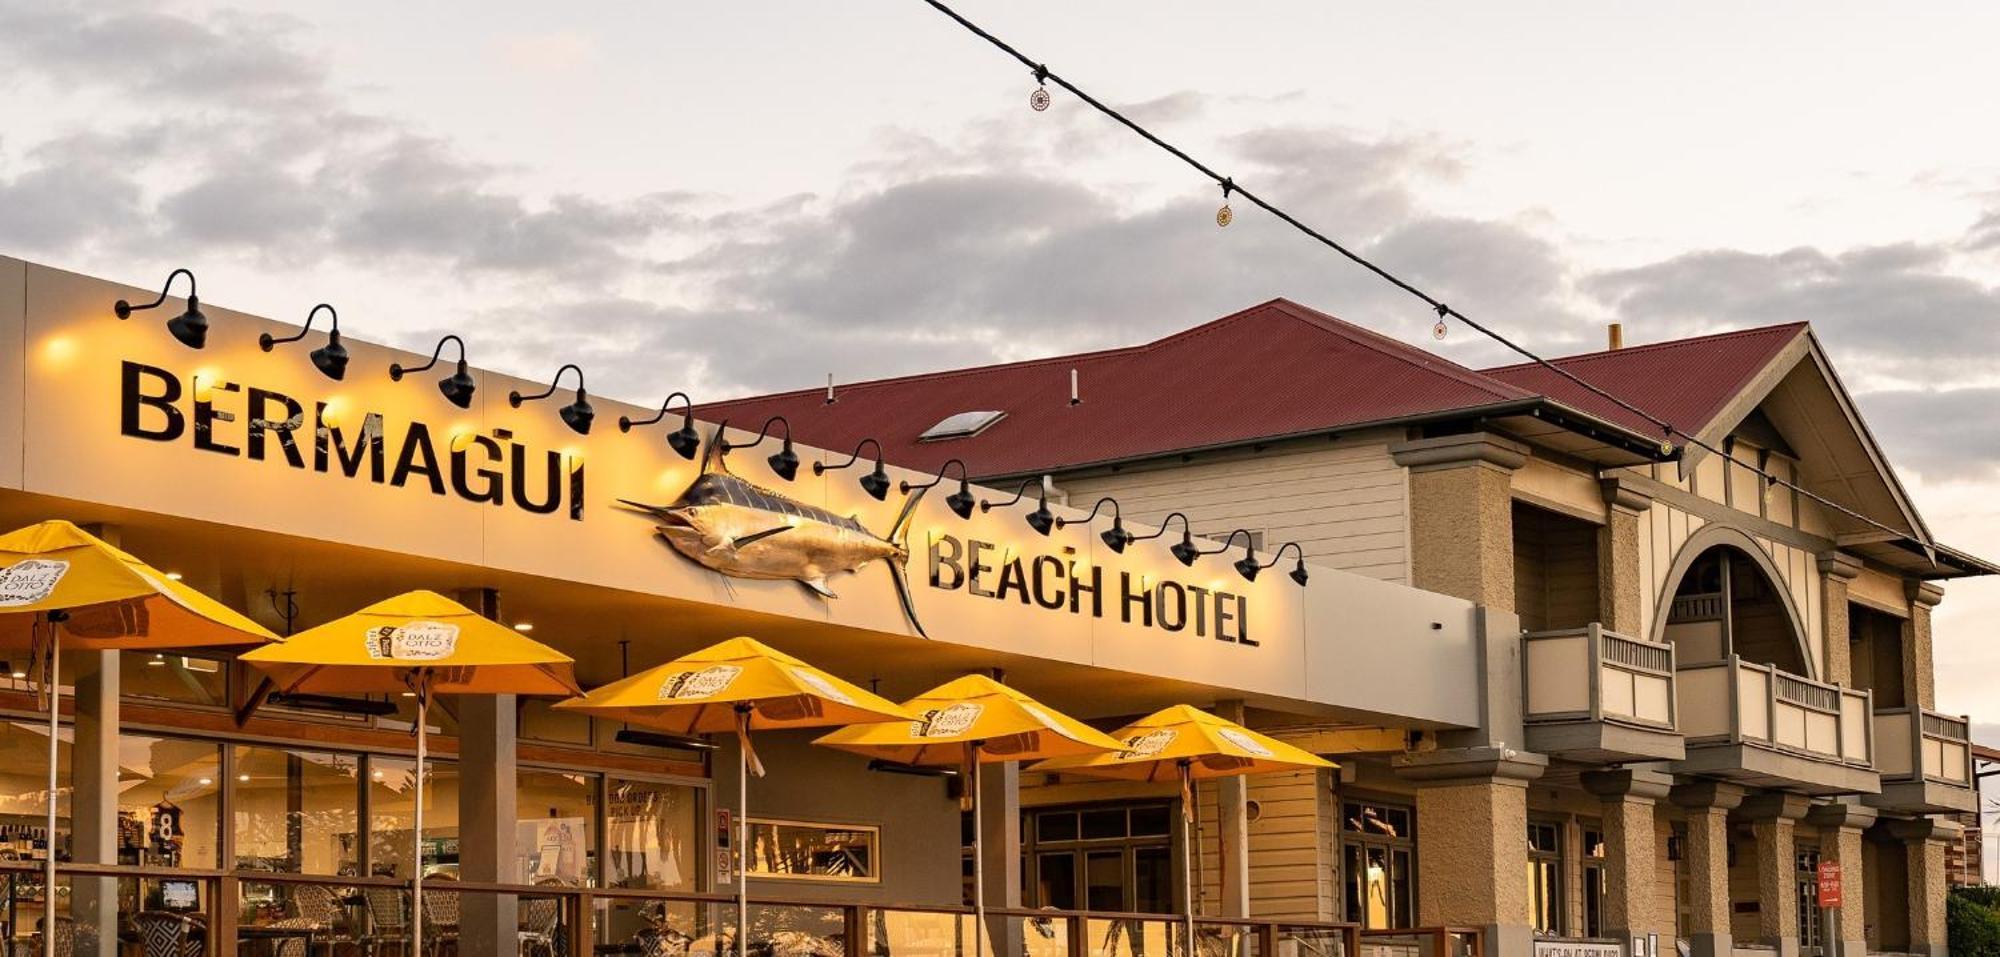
xmin=1817 ymin=861 xmax=1842 ymax=908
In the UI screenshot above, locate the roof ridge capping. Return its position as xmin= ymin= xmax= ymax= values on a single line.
xmin=1480 ymin=321 xmax=1810 ymax=373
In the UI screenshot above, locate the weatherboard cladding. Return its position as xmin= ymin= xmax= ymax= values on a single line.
xmin=699 ymin=299 xmax=1803 ymax=480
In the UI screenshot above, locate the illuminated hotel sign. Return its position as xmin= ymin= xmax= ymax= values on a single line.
xmin=926 ymin=533 xmax=1256 ymax=646
xmin=117 ymin=361 xmax=585 ymax=519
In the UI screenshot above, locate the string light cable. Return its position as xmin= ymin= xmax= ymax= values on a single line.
xmin=915 ymin=0 xmax=1956 ymax=566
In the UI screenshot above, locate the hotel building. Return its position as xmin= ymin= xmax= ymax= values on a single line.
xmin=0 ymin=258 xmax=1981 ymax=957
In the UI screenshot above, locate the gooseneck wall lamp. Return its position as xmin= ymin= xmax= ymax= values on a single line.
xmin=510 ymin=363 xmax=594 ymax=435
xmin=1238 ymin=541 xmax=1310 ymax=586
xmin=982 ymin=477 xmax=1056 ymax=536
xmin=1126 ymin=511 xmax=1197 ymax=564
xmin=816 ymin=438 xmax=892 ymax=501
xmin=900 ymin=458 xmax=977 ymax=519
xmin=1184 ymin=528 xmax=1258 ymax=570
xmin=114 ymin=268 xmax=208 ymax=349
xmin=1055 ymin=496 xmax=1134 ymax=553
xmin=619 ymin=391 xmax=702 ymax=460
xmin=259 ymin=303 xmax=349 ymax=380
xmin=718 ymin=416 xmax=799 ymax=481
xmin=389 ymin=335 xmax=477 ymax=409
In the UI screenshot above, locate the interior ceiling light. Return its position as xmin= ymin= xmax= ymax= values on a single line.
xmin=901 ymin=458 xmax=977 ymax=519
xmin=982 ymin=477 xmax=1055 ymax=536
xmin=816 ymin=438 xmax=891 ymax=501
xmin=259 ymin=303 xmax=349 ymax=380
xmin=619 ymin=391 xmax=701 ymax=460
xmin=390 ymin=334 xmax=476 ymax=409
xmin=718 ymin=416 xmax=799 ymax=481
xmin=114 ymin=268 xmax=207 ymax=349
xmin=1055 ymin=497 xmax=1132 ymax=553
xmin=510 ymin=363 xmax=594 ymax=435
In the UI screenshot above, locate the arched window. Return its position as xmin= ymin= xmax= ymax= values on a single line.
xmin=1662 ymin=540 xmax=1811 ymax=676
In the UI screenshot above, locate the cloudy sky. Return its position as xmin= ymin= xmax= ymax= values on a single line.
xmin=4 ymin=1 xmax=1998 ymax=776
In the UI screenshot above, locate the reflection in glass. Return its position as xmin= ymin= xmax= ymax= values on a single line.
xmin=606 ymin=778 xmax=699 ymax=890
xmin=519 ymin=769 xmax=598 ymax=885
xmin=368 ymin=757 xmax=459 ymax=879
xmin=747 ymin=819 xmax=879 ymax=882
xmin=232 ymin=745 xmax=360 ymax=875
xmin=116 ymin=735 xmax=221 ymax=869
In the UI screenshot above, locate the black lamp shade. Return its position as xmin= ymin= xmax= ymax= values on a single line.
xmin=668 ymin=421 xmax=701 ymax=460
xmin=1234 ymin=555 xmax=1261 ymax=581
xmin=1170 ymin=534 xmax=1201 ymax=567
xmin=560 ymin=392 xmax=594 ymax=435
xmin=167 ymin=297 xmax=208 ymax=349
xmin=441 ymin=361 xmax=477 ymax=409
xmin=1026 ymin=506 xmax=1055 ymax=536
xmin=769 ymin=442 xmax=800 ymax=481
xmin=310 ymin=334 xmax=350 ymax=381
xmin=1289 ymin=561 xmax=1310 ymax=586
xmin=945 ymin=483 xmax=977 ymax=520
xmin=860 ymin=463 xmax=891 ymax=501
xmin=1101 ymin=524 xmax=1132 ymax=553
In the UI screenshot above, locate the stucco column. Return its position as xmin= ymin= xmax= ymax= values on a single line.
xmin=1741 ymin=793 xmax=1809 ymax=957
xmin=1395 ymin=748 xmax=1546 ymax=957
xmin=1816 ymin=553 xmax=1863 ymax=685
xmin=1890 ymin=817 xmax=1954 ymax=956
xmin=70 ymin=651 xmax=119 ymax=956
xmin=457 ymin=588 xmax=518 ymax=955
xmin=1903 ymin=583 xmax=1942 ymax=710
xmin=980 ymin=760 xmax=1023 ymax=957
xmin=1390 ymin=433 xmax=1528 ymax=609
xmin=1214 ymin=700 xmax=1251 ymax=918
xmin=1807 ymin=802 xmax=1876 ymax=957
xmin=1597 ymin=479 xmax=1653 ymax=634
xmin=1672 ymin=782 xmax=1744 ymax=957
xmin=1583 ymin=769 xmax=1671 ymax=945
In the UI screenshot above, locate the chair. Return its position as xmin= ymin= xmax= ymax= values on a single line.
xmin=519 ymin=895 xmax=562 ymax=957
xmin=132 ymin=911 xmax=203 ymax=957
xmin=24 ymin=917 xmax=100 ymax=957
xmin=363 ymin=886 xmax=413 ymax=957
xmin=277 ymin=883 xmax=355 ymax=957
xmin=421 ymin=887 xmax=460 ymax=956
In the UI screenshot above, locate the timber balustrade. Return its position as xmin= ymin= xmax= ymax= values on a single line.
xmin=1873 ymin=706 xmax=1973 ymax=786
xmin=1676 ymin=655 xmax=1873 ymax=768
xmin=0 ymin=862 xmax=1413 ymax=957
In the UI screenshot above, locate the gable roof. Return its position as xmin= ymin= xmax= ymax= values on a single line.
xmin=699 ymin=298 xmax=1564 ymax=479
xmin=1480 ymin=323 xmax=1810 ymax=441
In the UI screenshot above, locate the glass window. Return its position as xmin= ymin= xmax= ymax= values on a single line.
xmin=117 ymin=735 xmax=222 ymax=869
xmin=122 ymin=654 xmax=228 ymax=707
xmin=1528 ymin=821 xmax=1563 ymax=936
xmin=0 ymin=721 xmax=69 ymax=864
xmin=232 ymin=746 xmax=361 ymax=875
xmin=745 ymin=819 xmax=879 ymax=883
xmin=519 ymin=769 xmax=598 ymax=886
xmin=1037 ymin=852 xmax=1078 ymax=910
xmin=1344 ymin=801 xmax=1412 ymax=839
xmin=605 ymin=778 xmax=699 ymax=890
xmin=367 ymin=756 xmax=458 ymax=880
xmin=1129 ymin=805 xmax=1171 ymax=838
xmin=1036 ymin=810 xmax=1079 ymax=843
xmin=1341 ymin=797 xmax=1415 ymax=930
xmin=1080 ymin=807 xmax=1125 ymax=840
xmin=1583 ymin=827 xmax=1605 ymax=938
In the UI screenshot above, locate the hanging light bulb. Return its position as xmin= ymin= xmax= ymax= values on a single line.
xmin=1216 ymin=178 xmax=1235 ymax=228
xmin=1432 ymin=303 xmax=1450 ymax=341
xmin=1029 ymin=64 xmax=1051 ymax=111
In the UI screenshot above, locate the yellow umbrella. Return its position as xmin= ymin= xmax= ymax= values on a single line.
xmin=241 ymin=590 xmax=579 ymax=955
xmin=0 ymin=520 xmax=278 ymax=957
xmin=1032 ymin=706 xmax=1335 ymax=955
xmin=558 ymin=636 xmax=916 ymax=957
xmin=816 ymin=675 xmax=1122 ymax=957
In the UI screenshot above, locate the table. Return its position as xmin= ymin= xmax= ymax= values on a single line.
xmin=239 ymin=923 xmax=317 ymax=956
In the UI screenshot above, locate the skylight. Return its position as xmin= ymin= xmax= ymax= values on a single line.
xmin=919 ymin=410 xmax=1006 ymax=442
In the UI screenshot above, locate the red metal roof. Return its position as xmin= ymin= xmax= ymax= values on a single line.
xmin=697 ymin=300 xmax=1803 ymax=479
xmin=1481 ymin=323 xmax=1808 ymax=441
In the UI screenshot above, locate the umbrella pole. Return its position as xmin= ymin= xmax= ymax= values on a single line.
xmin=738 ymin=717 xmax=749 ymax=957
xmin=413 ymin=690 xmax=427 ymax=957
xmin=968 ymin=743 xmax=984 ymax=957
xmin=1180 ymin=763 xmax=1195 ymax=957
xmin=42 ymin=622 xmax=57 ymax=957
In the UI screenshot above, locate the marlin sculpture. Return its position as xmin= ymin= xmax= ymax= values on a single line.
xmin=619 ymin=425 xmax=930 ymax=637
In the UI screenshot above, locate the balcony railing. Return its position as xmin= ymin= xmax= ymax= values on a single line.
xmin=1523 ymin=624 xmax=1676 ymax=730
xmin=1874 ymin=707 xmax=1973 ymax=786
xmin=1668 ymin=590 xmax=1726 ymax=623
xmin=1677 ymin=656 xmax=1873 ymax=769
xmin=0 ymin=863 xmax=1406 ymax=957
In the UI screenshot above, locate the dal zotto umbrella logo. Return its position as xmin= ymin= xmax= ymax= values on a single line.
xmin=1216 ymin=727 xmax=1275 ymax=757
xmin=363 ymin=621 xmax=461 ymax=660
xmin=0 ymin=559 xmax=68 ymax=606
xmin=1119 ymin=728 xmax=1177 ymax=759
xmin=912 ymin=702 xmax=983 ymax=738
xmin=657 ymin=664 xmax=744 ymax=700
